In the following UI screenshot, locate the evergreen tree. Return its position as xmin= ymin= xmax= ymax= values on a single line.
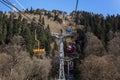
xmin=39 ymin=15 xmax=42 ymax=22
xmin=21 ymin=18 xmax=33 ymax=55
xmin=13 ymin=19 xmax=19 ymax=35
xmin=23 ymin=25 xmax=33 ymax=55
xmin=6 ymin=15 xmax=13 ymax=43
xmin=54 ymin=40 xmax=58 ymax=51
xmin=30 ymin=7 xmax=33 ymax=14
xmin=51 ymin=48 xmax=55 ymax=56
xmin=41 ymin=17 xmax=45 ymax=25
xmin=2 ymin=14 xmax=7 ymax=43
xmin=0 ymin=14 xmax=3 ymax=44
xmin=2 ymin=23 xmax=7 ymax=43
xmin=17 ymin=15 xmax=22 ymax=34
xmin=45 ymin=25 xmax=52 ymax=55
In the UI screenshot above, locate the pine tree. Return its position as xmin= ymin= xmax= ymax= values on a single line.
xmin=39 ymin=15 xmax=42 ymax=22
xmin=51 ymin=48 xmax=55 ymax=56
xmin=30 ymin=7 xmax=33 ymax=14
xmin=13 ymin=19 xmax=19 ymax=35
xmin=2 ymin=23 xmax=7 ymax=43
xmin=17 ymin=15 xmax=22 ymax=34
xmin=0 ymin=14 xmax=3 ymax=44
xmin=21 ymin=18 xmax=33 ymax=55
xmin=54 ymin=40 xmax=58 ymax=51
xmin=23 ymin=25 xmax=33 ymax=55
xmin=44 ymin=25 xmax=52 ymax=56
xmin=41 ymin=17 xmax=45 ymax=25
xmin=1 ymin=14 xmax=7 ymax=44
xmin=6 ymin=15 xmax=13 ymax=43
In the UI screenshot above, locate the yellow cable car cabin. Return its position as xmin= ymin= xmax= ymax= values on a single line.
xmin=33 ymin=49 xmax=45 ymax=54
xmin=33 ymin=29 xmax=45 ymax=54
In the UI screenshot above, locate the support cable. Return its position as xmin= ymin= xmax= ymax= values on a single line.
xmin=0 ymin=0 xmax=13 ymax=10
xmin=75 ymin=0 xmax=79 ymax=12
xmin=15 ymin=0 xmax=25 ymax=10
xmin=74 ymin=0 xmax=79 ymax=29
xmin=0 ymin=0 xmax=46 ymax=28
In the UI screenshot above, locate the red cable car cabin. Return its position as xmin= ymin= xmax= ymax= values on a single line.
xmin=67 ymin=45 xmax=75 ymax=53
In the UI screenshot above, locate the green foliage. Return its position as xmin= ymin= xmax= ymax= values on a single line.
xmin=72 ymin=11 xmax=120 ymax=48
xmin=39 ymin=15 xmax=42 ymax=22
xmin=23 ymin=26 xmax=33 ymax=54
xmin=76 ymin=29 xmax=86 ymax=56
xmin=30 ymin=7 xmax=33 ymax=14
xmin=41 ymin=17 xmax=45 ymax=25
xmin=0 ymin=9 xmax=120 ymax=80
xmin=1 ymin=9 xmax=120 ymax=58
xmin=54 ymin=14 xmax=63 ymax=24
xmin=0 ymin=13 xmax=3 ymax=44
xmin=13 ymin=19 xmax=19 ymax=35
xmin=6 ymin=15 xmax=13 ymax=43
xmin=47 ymin=12 xmax=53 ymax=19
xmin=54 ymin=41 xmax=58 ymax=51
xmin=44 ymin=25 xmax=52 ymax=55
xmin=51 ymin=48 xmax=55 ymax=57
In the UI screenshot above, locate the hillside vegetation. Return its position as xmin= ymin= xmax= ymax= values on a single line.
xmin=0 ymin=9 xmax=120 ymax=80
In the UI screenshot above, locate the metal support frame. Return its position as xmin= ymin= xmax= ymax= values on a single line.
xmin=58 ymin=36 xmax=65 ymax=80
xmin=52 ymin=31 xmax=68 ymax=80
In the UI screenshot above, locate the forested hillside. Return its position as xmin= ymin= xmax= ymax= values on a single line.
xmin=0 ymin=9 xmax=120 ymax=80
xmin=73 ymin=11 xmax=120 ymax=80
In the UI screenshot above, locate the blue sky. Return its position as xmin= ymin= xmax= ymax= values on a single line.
xmin=0 ymin=0 xmax=120 ymax=16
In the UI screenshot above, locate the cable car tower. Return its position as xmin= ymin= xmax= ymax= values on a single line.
xmin=58 ymin=30 xmax=65 ymax=80
xmin=52 ymin=30 xmax=70 ymax=80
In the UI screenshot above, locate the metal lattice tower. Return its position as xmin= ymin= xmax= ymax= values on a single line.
xmin=51 ymin=31 xmax=66 ymax=80
xmin=58 ymin=35 xmax=65 ymax=80
xmin=51 ymin=30 xmax=72 ymax=80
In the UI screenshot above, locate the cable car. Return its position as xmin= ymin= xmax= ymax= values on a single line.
xmin=67 ymin=45 xmax=73 ymax=52
xmin=33 ymin=29 xmax=45 ymax=54
xmin=67 ymin=45 xmax=75 ymax=53
xmin=33 ymin=49 xmax=45 ymax=54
